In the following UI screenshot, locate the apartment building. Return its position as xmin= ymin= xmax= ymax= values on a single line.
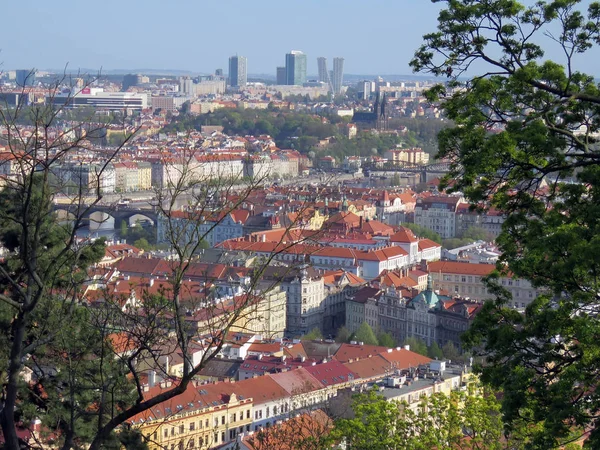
xmin=131 ymin=382 xmax=253 ymax=450
xmin=322 ymin=270 xmax=366 ymax=337
xmin=137 ymin=161 xmax=152 ymax=190
xmin=384 ymin=147 xmax=430 ymax=165
xmin=414 ymin=196 xmax=464 ymax=238
xmin=427 ymin=260 xmax=539 ymax=308
xmin=113 ymin=162 xmax=139 ymax=192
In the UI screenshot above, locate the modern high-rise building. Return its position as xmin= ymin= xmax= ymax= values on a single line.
xmin=332 ymin=57 xmax=345 ymax=95
xmin=285 ymin=51 xmax=307 ymax=86
xmin=122 ymin=74 xmax=145 ymax=92
xmin=276 ymin=66 xmax=287 ymax=85
xmin=317 ymin=57 xmax=329 ymax=84
xmin=15 ymin=69 xmax=36 ymax=88
xmin=228 ymin=55 xmax=247 ymax=88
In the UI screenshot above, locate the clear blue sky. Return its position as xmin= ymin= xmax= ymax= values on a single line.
xmin=3 ymin=0 xmax=600 ymax=76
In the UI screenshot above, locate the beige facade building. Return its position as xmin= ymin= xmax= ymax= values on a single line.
xmin=427 ymin=261 xmax=539 ymax=308
xmin=132 ymin=382 xmax=253 ymax=450
xmin=137 ymin=161 xmax=152 ymax=190
xmin=384 ymin=147 xmax=430 ymax=165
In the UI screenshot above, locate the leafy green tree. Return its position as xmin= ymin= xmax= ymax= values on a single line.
xmin=461 ymin=226 xmax=494 ymax=242
xmin=0 ymin=174 xmax=121 ymax=447
xmin=302 ymin=327 xmax=323 ymax=341
xmin=412 ymin=0 xmax=600 ymax=446
xmin=400 ymin=223 xmax=442 ymax=244
xmin=333 ymin=388 xmax=405 ymax=450
xmin=442 ymin=341 xmax=460 ymax=362
xmin=428 ymin=341 xmax=444 ymax=360
xmin=335 ymin=326 xmax=351 ymax=343
xmin=119 ymin=219 xmax=128 ymax=237
xmin=353 ymin=322 xmax=378 ymax=346
xmin=333 ymin=386 xmax=512 ymax=450
xmin=403 ymin=337 xmax=428 ymax=356
xmin=133 ymin=237 xmax=152 ymax=251
xmin=376 ymin=331 xmax=396 ymax=348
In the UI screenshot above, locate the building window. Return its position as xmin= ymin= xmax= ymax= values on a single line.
xmin=189 ymin=422 xmax=195 ymax=431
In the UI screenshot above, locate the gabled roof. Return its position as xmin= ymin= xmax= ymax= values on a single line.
xmin=378 ymin=347 xmax=432 ymax=368
xmin=427 ymin=261 xmax=495 ymax=276
xmin=268 ymin=368 xmax=324 ymax=395
xmin=303 ymin=360 xmax=357 ymax=386
xmin=389 ymin=227 xmax=418 ymax=243
xmin=342 ymin=354 xmax=391 ymax=379
xmin=333 ymin=343 xmax=388 ymax=363
xmin=418 ymin=238 xmax=441 ymax=250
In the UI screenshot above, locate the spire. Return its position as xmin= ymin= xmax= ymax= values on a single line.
xmin=427 ymin=273 xmax=433 ymax=291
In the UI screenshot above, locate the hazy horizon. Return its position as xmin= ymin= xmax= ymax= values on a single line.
xmin=4 ymin=0 xmax=600 ymax=77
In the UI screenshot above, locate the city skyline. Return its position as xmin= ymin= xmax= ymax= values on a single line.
xmin=5 ymin=0 xmax=599 ymax=76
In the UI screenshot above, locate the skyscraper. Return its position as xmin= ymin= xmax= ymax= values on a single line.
xmin=285 ymin=51 xmax=307 ymax=86
xmin=332 ymin=57 xmax=345 ymax=95
xmin=276 ymin=67 xmax=287 ymax=85
xmin=15 ymin=69 xmax=36 ymax=88
xmin=228 ymin=55 xmax=247 ymax=88
xmin=317 ymin=57 xmax=329 ymax=84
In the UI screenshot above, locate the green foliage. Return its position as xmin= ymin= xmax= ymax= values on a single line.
xmin=442 ymin=341 xmax=460 ymax=362
xmin=333 ymin=386 xmax=510 ymax=450
xmin=388 ymin=117 xmax=453 ymax=156
xmin=461 ymin=226 xmax=494 ymax=242
xmin=428 ymin=341 xmax=444 ymax=360
xmin=376 ymin=331 xmax=396 ymax=348
xmin=301 ymin=327 xmax=323 ymax=341
xmin=0 ymin=175 xmax=136 ymax=447
xmin=133 ymin=237 xmax=151 ymax=251
xmin=353 ymin=322 xmax=378 ymax=346
xmin=403 ymin=337 xmax=428 ymax=356
xmin=120 ymin=222 xmax=156 ymax=248
xmin=163 ymin=108 xmax=339 ymax=153
xmin=412 ymin=0 xmax=600 ymax=446
xmin=400 ymin=223 xmax=442 ymax=244
xmin=335 ymin=326 xmax=351 ymax=343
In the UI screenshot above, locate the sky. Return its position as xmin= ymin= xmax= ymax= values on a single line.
xmin=3 ymin=0 xmax=600 ymax=76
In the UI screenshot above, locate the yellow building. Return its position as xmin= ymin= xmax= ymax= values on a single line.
xmin=131 ymin=381 xmax=253 ymax=450
xmin=137 ymin=161 xmax=152 ymax=190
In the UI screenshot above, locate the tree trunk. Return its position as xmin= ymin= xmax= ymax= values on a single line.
xmin=0 ymin=314 xmax=26 ymax=449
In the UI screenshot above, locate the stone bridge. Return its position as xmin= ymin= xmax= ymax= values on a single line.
xmin=53 ymin=203 xmax=158 ymax=228
xmin=363 ymin=161 xmax=451 ymax=182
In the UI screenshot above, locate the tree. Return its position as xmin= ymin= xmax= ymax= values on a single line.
xmin=335 ymin=326 xmax=351 ymax=343
xmin=302 ymin=327 xmax=324 ymax=341
xmin=333 ymin=388 xmax=405 ymax=450
xmin=412 ymin=0 xmax=600 ymax=446
xmin=353 ymin=322 xmax=378 ymax=346
xmin=428 ymin=341 xmax=444 ymax=360
xmin=442 ymin=341 xmax=459 ymax=362
xmin=0 ymin=75 xmax=136 ymax=448
xmin=133 ymin=237 xmax=151 ymax=251
xmin=403 ymin=337 xmax=428 ymax=357
xmin=400 ymin=222 xmax=442 ymax=244
xmin=333 ymin=385 xmax=511 ymax=450
xmin=376 ymin=331 xmax=396 ymax=348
